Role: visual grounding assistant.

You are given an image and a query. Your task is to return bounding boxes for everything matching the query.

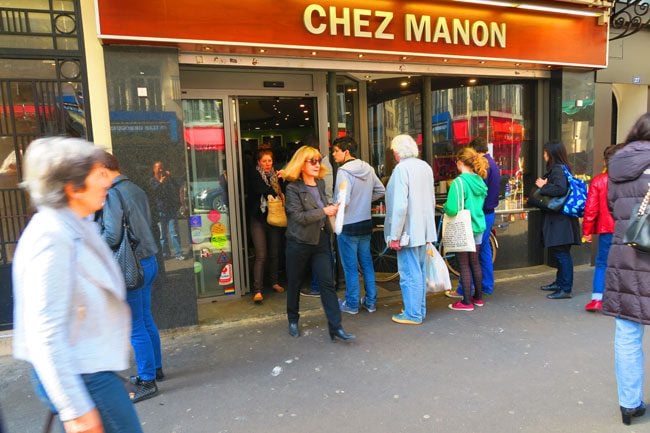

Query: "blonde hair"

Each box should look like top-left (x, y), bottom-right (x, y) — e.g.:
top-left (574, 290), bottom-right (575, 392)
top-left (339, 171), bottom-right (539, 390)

top-left (282, 145), bottom-right (328, 182)
top-left (457, 147), bottom-right (488, 179)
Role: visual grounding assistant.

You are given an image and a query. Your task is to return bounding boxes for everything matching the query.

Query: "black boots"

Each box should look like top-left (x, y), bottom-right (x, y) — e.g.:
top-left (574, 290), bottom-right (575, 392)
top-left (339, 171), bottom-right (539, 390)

top-left (621, 403), bottom-right (646, 425)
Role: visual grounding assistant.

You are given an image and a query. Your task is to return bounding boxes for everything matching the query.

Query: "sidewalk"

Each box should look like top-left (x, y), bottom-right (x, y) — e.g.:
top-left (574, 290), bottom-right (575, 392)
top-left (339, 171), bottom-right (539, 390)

top-left (3, 264), bottom-right (648, 433)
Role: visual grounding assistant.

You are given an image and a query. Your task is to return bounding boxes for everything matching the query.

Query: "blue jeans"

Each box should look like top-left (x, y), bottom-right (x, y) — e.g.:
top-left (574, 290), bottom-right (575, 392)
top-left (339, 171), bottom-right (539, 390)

top-left (127, 256), bottom-right (162, 381)
top-left (550, 245), bottom-right (573, 293)
top-left (337, 233), bottom-right (376, 309)
top-left (31, 370), bottom-right (143, 433)
top-left (396, 245), bottom-right (427, 322)
top-left (615, 318), bottom-right (646, 409)
top-left (592, 233), bottom-right (612, 300)
top-left (457, 212), bottom-right (495, 296)
top-left (158, 213), bottom-right (182, 257)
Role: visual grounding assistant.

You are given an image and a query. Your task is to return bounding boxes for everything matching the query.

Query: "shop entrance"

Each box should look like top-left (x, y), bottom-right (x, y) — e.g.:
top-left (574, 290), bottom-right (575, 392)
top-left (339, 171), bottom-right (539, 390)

top-left (181, 94), bottom-right (320, 300)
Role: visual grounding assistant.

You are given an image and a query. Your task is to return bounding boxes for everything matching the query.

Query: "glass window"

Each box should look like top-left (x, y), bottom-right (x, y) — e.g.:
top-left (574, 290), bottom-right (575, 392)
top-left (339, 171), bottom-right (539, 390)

top-left (335, 76), bottom-right (358, 140)
top-left (367, 76), bottom-right (422, 182)
top-left (431, 82), bottom-right (535, 211)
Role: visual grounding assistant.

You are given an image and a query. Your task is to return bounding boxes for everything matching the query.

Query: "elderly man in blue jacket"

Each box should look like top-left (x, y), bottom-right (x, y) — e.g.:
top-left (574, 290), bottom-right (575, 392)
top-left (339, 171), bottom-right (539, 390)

top-left (385, 134), bottom-right (437, 325)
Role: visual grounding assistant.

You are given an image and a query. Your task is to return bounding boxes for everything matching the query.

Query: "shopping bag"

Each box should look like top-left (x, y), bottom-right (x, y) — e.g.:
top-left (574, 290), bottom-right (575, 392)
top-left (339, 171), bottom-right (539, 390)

top-left (425, 242), bottom-right (451, 293)
top-left (334, 179), bottom-right (347, 234)
top-left (560, 165), bottom-right (587, 217)
top-left (441, 178), bottom-right (476, 253)
top-left (266, 194), bottom-right (287, 227)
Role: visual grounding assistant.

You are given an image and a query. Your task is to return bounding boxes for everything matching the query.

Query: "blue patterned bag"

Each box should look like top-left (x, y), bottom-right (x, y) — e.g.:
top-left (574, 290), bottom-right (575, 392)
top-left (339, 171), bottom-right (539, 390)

top-left (560, 165), bottom-right (587, 218)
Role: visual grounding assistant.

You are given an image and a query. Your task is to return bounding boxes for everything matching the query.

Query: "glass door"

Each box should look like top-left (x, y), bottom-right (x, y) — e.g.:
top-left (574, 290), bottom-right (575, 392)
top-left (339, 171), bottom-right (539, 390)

top-left (182, 98), bottom-right (242, 298)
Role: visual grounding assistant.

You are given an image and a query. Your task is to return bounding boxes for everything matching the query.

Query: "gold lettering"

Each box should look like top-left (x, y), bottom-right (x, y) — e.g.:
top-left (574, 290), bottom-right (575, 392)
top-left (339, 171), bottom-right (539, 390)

top-left (471, 21), bottom-right (489, 46)
top-left (491, 22), bottom-right (506, 48)
top-left (353, 9), bottom-right (372, 38)
top-left (405, 14), bottom-right (430, 42)
top-left (452, 18), bottom-right (470, 45)
top-left (375, 11), bottom-right (394, 40)
top-left (303, 4), bottom-right (326, 35)
top-left (433, 17), bottom-right (451, 44)
top-left (329, 6), bottom-right (351, 36)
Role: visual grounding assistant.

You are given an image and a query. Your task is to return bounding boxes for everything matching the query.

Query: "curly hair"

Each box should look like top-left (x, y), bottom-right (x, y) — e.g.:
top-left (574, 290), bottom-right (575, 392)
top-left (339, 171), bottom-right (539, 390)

top-left (457, 147), bottom-right (488, 179)
top-left (282, 145), bottom-right (328, 182)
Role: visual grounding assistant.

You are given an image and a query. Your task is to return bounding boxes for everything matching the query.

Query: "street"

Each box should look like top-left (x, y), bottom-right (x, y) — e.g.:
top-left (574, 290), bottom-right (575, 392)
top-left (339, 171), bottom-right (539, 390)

top-left (1, 265), bottom-right (648, 433)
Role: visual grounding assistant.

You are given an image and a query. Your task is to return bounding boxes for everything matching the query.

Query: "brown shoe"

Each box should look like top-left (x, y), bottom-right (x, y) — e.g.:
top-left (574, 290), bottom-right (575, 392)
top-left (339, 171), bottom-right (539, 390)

top-left (272, 284), bottom-right (285, 293)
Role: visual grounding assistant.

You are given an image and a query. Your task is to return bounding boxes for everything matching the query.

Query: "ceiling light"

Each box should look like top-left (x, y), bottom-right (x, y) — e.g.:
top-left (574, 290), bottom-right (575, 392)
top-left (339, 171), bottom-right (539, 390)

top-left (401, 56), bottom-right (408, 60)
top-left (202, 46), bottom-right (212, 51)
top-left (299, 104), bottom-right (305, 108)
top-left (255, 127), bottom-right (261, 130)
top-left (469, 78), bottom-right (477, 84)
top-left (515, 63), bottom-right (520, 66)
top-left (364, 75), bottom-right (371, 79)
top-left (400, 81), bottom-right (408, 87)
top-left (303, 110), bottom-right (309, 113)
top-left (305, 117), bottom-right (310, 121)
top-left (358, 54), bottom-right (364, 58)
top-left (479, 60), bottom-right (486, 64)
top-left (443, 59), bottom-right (448, 63)
top-left (311, 51), bottom-right (317, 56)
top-left (259, 49), bottom-right (266, 53)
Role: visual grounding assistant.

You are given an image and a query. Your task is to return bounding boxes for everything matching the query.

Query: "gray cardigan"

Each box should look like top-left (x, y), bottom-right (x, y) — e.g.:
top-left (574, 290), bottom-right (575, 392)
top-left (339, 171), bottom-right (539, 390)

top-left (13, 207), bottom-right (130, 421)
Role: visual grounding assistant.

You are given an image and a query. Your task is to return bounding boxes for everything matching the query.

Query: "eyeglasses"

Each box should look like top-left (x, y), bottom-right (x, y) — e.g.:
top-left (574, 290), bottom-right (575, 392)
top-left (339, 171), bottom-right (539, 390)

top-left (305, 158), bottom-right (322, 166)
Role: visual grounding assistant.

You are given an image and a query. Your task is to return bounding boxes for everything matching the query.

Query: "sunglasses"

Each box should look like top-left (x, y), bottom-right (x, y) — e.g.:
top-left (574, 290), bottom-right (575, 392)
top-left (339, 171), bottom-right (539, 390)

top-left (305, 158), bottom-right (322, 166)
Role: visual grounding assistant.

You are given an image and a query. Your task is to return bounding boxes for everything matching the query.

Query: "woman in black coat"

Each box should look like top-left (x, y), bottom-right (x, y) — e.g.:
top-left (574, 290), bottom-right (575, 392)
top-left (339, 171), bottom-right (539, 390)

top-left (602, 112), bottom-right (650, 425)
top-left (535, 141), bottom-right (581, 299)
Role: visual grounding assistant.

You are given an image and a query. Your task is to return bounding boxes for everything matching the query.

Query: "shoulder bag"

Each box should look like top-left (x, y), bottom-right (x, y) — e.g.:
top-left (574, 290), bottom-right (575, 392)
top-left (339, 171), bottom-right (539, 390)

top-left (266, 194), bottom-right (287, 227)
top-left (623, 182), bottom-right (650, 253)
top-left (112, 188), bottom-right (145, 290)
top-left (441, 178), bottom-right (476, 253)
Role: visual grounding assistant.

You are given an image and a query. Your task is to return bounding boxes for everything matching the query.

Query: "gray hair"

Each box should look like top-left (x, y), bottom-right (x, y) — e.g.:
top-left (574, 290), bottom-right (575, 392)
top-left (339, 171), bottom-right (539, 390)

top-left (390, 134), bottom-right (419, 159)
top-left (21, 137), bottom-right (105, 208)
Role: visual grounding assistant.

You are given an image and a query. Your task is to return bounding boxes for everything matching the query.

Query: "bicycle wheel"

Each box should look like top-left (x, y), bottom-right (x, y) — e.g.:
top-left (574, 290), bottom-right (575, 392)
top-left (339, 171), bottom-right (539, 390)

top-left (368, 226), bottom-right (399, 282)
top-left (440, 244), bottom-right (460, 277)
top-left (489, 232), bottom-right (497, 263)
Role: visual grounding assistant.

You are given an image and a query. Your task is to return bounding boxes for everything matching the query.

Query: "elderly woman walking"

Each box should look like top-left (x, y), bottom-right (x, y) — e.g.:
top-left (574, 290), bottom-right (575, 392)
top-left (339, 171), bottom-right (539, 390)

top-left (13, 137), bottom-right (143, 433)
top-left (384, 134), bottom-right (437, 325)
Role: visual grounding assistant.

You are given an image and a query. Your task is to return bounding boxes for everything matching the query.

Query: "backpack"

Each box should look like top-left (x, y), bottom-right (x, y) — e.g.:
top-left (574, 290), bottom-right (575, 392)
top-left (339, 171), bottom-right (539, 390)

top-left (560, 165), bottom-right (587, 218)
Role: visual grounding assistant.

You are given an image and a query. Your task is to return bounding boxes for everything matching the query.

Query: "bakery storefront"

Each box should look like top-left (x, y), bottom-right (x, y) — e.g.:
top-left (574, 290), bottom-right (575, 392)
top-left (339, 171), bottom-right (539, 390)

top-left (1, 0), bottom-right (609, 329)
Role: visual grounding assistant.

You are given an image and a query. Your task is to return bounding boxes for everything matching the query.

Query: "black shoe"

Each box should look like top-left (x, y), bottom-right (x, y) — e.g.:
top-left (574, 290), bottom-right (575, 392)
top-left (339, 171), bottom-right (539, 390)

top-left (129, 378), bottom-right (158, 403)
top-left (540, 283), bottom-right (560, 291)
top-left (546, 290), bottom-right (572, 299)
top-left (300, 290), bottom-right (321, 298)
top-left (621, 402), bottom-right (646, 425)
top-left (288, 322), bottom-right (300, 338)
top-left (156, 368), bottom-right (165, 382)
top-left (329, 327), bottom-right (356, 342)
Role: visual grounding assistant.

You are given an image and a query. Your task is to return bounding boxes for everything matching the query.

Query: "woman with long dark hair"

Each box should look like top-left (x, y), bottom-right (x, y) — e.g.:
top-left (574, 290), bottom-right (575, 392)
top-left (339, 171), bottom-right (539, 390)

top-left (602, 112), bottom-right (650, 425)
top-left (536, 141), bottom-right (581, 299)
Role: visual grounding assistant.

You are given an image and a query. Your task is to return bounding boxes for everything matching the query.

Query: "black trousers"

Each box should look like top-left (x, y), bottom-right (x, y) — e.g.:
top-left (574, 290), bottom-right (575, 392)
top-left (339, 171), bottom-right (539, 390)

top-left (286, 230), bottom-right (342, 332)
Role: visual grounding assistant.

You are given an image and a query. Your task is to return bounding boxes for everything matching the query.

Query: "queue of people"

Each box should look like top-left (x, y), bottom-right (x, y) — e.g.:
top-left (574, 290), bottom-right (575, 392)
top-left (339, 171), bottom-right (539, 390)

top-left (10, 112), bottom-right (650, 428)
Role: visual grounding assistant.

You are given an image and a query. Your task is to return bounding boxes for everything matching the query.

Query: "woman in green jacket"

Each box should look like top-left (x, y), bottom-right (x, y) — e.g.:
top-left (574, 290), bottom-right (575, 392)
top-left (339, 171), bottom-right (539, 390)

top-left (443, 147), bottom-right (488, 311)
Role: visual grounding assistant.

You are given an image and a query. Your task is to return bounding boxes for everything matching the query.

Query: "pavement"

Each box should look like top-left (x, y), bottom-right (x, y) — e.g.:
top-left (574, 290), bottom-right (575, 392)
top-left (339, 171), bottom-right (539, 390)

top-left (1, 264), bottom-right (650, 433)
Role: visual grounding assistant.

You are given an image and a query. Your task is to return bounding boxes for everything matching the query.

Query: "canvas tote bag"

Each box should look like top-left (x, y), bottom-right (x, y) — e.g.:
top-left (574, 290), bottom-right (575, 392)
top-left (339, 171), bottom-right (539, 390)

top-left (441, 178), bottom-right (476, 253)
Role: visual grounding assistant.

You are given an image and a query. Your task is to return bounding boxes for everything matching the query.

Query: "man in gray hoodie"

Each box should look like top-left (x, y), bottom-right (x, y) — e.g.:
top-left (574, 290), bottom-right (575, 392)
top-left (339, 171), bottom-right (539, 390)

top-left (332, 136), bottom-right (385, 314)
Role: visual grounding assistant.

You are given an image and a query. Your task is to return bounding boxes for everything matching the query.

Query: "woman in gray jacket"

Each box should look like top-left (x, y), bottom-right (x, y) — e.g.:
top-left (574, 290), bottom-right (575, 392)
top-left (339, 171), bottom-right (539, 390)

top-left (602, 112), bottom-right (650, 426)
top-left (13, 137), bottom-right (142, 433)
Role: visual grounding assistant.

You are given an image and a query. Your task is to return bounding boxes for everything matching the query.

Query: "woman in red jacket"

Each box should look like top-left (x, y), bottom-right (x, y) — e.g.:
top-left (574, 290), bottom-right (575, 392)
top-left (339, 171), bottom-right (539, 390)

top-left (581, 144), bottom-right (621, 312)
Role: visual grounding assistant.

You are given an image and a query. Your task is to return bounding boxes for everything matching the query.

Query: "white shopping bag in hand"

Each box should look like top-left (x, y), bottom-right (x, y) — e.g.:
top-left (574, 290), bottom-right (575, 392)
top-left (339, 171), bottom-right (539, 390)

top-left (334, 179), bottom-right (347, 234)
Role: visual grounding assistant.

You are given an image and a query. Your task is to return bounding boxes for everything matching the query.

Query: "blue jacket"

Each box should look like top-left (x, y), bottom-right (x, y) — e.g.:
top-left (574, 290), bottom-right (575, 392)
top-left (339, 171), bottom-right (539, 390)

top-left (484, 153), bottom-right (500, 213)
top-left (384, 157), bottom-right (437, 247)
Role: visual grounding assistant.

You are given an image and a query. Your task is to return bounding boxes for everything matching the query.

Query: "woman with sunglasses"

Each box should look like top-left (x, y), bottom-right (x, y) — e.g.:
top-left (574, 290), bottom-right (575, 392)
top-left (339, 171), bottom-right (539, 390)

top-left (282, 145), bottom-right (355, 342)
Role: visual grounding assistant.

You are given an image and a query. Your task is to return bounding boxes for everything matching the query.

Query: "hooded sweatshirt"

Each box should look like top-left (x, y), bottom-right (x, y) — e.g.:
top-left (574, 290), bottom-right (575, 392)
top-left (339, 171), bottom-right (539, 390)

top-left (443, 172), bottom-right (488, 235)
top-left (334, 158), bottom-right (385, 235)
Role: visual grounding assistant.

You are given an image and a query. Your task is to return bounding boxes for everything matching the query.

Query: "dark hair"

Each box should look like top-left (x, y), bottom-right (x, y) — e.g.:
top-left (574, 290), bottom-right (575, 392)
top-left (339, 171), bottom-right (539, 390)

top-left (624, 112), bottom-right (650, 144)
top-left (603, 143), bottom-right (623, 163)
top-left (301, 134), bottom-right (321, 149)
top-left (331, 136), bottom-right (358, 156)
top-left (102, 151), bottom-right (120, 171)
top-left (543, 141), bottom-right (572, 173)
top-left (468, 137), bottom-right (488, 153)
top-left (257, 149), bottom-right (273, 161)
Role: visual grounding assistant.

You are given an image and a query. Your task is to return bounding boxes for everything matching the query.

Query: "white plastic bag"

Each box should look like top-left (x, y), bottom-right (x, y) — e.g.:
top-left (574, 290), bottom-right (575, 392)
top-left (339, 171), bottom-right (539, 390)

top-left (425, 242), bottom-right (451, 293)
top-left (334, 179), bottom-right (347, 234)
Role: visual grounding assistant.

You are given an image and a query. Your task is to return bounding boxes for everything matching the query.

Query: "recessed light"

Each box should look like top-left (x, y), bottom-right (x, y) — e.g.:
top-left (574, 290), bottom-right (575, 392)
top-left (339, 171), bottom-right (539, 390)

top-left (515, 63), bottom-right (520, 66)
top-left (401, 56), bottom-right (408, 60)
top-left (400, 81), bottom-right (408, 87)
top-left (299, 104), bottom-right (305, 108)
top-left (202, 46), bottom-right (212, 51)
top-left (303, 110), bottom-right (308, 113)
top-left (364, 75), bottom-right (371, 79)
top-left (259, 49), bottom-right (266, 53)
top-left (305, 117), bottom-right (310, 121)
top-left (443, 59), bottom-right (448, 63)
top-left (469, 78), bottom-right (477, 84)
top-left (479, 60), bottom-right (485, 64)
top-left (311, 51), bottom-right (317, 56)
top-left (358, 54), bottom-right (364, 58)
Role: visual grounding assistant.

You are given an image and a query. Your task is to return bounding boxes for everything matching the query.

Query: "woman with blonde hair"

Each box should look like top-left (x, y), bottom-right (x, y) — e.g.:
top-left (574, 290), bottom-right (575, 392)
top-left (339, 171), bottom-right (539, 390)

top-left (444, 147), bottom-right (488, 311)
top-left (283, 145), bottom-right (354, 342)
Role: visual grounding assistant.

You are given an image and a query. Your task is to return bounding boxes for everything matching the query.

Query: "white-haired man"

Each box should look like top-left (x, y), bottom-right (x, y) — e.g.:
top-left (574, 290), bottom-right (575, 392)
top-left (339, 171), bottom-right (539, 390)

top-left (384, 134), bottom-right (437, 324)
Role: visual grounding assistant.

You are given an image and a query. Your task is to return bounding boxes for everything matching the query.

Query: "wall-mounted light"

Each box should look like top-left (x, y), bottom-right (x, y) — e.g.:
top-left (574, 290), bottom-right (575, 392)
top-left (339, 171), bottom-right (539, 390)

top-left (454, 0), bottom-right (603, 17)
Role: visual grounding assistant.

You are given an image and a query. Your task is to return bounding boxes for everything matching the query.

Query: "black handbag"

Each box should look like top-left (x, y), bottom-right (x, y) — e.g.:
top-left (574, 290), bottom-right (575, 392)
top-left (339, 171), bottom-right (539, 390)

top-left (623, 183), bottom-right (650, 253)
top-left (112, 188), bottom-right (145, 290)
top-left (528, 186), bottom-right (569, 212)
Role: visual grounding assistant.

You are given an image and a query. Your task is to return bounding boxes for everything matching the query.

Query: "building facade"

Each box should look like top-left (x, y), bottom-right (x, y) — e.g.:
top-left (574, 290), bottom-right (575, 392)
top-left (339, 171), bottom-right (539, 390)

top-left (0, 0), bottom-right (614, 330)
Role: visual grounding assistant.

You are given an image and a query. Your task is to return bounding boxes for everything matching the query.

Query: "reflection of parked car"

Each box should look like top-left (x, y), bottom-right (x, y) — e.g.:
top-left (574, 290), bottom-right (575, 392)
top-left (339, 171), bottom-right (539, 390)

top-left (194, 184), bottom-right (227, 211)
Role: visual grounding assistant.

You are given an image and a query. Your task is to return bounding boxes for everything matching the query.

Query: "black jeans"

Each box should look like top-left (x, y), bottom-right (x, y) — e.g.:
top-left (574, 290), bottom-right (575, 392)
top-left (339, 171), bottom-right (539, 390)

top-left (286, 230), bottom-right (342, 332)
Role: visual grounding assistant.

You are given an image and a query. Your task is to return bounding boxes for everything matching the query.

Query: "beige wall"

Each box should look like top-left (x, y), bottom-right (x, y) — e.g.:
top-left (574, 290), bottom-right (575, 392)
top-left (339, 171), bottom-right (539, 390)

top-left (80, 0), bottom-right (111, 150)
top-left (612, 84), bottom-right (649, 142)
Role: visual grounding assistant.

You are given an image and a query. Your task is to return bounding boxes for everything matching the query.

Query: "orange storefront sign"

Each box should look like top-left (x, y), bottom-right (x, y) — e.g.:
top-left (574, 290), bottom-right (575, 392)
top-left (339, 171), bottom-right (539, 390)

top-left (96, 0), bottom-right (608, 68)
